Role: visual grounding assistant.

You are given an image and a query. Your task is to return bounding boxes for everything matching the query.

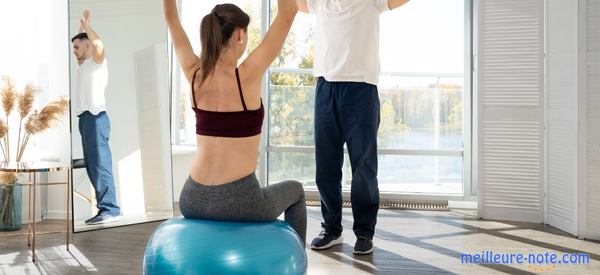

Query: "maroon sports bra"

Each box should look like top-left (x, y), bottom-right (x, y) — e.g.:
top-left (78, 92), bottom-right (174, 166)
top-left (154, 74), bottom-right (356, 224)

top-left (192, 68), bottom-right (264, 138)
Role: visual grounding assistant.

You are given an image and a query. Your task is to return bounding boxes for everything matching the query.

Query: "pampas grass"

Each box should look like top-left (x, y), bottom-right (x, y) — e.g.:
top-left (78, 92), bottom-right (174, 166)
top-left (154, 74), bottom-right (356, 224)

top-left (16, 84), bottom-right (36, 160)
top-left (18, 98), bottom-right (69, 161)
top-left (0, 120), bottom-right (7, 161)
top-left (0, 75), bottom-right (69, 164)
top-left (1, 76), bottom-right (16, 117)
top-left (23, 110), bottom-right (40, 136)
top-left (0, 76), bottom-right (16, 161)
top-left (18, 84), bottom-right (36, 119)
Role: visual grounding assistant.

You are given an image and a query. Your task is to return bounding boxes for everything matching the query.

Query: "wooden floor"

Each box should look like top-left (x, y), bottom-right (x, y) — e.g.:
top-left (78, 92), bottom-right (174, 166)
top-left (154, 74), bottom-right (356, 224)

top-left (1, 207), bottom-right (600, 274)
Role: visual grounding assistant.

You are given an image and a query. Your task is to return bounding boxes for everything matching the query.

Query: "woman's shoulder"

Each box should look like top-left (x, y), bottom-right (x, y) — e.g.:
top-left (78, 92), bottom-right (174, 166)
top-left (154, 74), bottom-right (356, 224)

top-left (236, 62), bottom-right (259, 84)
top-left (186, 63), bottom-right (202, 84)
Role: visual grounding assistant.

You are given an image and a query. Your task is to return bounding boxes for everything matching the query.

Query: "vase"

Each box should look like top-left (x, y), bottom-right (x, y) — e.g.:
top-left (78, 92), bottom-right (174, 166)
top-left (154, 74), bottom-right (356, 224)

top-left (0, 184), bottom-right (22, 231)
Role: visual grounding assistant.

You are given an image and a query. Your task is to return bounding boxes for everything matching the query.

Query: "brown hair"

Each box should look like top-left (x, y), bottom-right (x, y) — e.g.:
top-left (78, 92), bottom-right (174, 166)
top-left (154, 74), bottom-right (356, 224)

top-left (199, 4), bottom-right (250, 83)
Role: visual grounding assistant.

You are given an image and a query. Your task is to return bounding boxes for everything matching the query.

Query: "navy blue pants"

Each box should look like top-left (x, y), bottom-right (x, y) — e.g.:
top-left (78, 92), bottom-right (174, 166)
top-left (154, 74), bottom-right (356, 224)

top-left (314, 77), bottom-right (380, 239)
top-left (78, 111), bottom-right (120, 216)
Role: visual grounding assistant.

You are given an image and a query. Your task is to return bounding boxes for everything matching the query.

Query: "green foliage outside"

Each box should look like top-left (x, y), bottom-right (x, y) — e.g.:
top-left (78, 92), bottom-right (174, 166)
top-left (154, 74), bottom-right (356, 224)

top-left (178, 3), bottom-right (463, 185)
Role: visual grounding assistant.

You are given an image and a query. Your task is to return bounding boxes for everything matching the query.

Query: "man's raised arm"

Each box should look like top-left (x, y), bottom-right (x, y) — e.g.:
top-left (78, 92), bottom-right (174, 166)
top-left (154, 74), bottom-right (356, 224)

top-left (80, 9), bottom-right (105, 64)
top-left (296, 0), bottom-right (309, 13)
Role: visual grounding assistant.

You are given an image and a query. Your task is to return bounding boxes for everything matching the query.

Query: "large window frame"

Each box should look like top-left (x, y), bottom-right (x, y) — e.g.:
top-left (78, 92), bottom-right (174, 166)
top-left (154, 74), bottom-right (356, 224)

top-left (170, 0), bottom-right (475, 201)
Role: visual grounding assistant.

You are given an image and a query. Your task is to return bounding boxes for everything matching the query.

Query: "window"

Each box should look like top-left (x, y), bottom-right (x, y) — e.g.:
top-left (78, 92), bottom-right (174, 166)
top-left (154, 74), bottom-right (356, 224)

top-left (172, 0), bottom-right (471, 196)
top-left (267, 0), bottom-right (468, 195)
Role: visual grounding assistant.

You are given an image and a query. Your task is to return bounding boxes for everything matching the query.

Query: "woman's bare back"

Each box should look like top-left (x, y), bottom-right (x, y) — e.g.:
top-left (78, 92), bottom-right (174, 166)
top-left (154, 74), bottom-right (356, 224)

top-left (189, 65), bottom-right (262, 185)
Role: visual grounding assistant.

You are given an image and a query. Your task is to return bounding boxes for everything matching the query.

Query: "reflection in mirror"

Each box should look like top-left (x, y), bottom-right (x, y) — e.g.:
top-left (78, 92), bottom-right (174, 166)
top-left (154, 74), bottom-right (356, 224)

top-left (69, 0), bottom-right (173, 231)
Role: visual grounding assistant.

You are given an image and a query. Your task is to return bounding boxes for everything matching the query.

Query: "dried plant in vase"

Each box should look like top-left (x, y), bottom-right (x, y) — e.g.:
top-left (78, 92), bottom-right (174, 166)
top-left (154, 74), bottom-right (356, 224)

top-left (0, 76), bottom-right (69, 231)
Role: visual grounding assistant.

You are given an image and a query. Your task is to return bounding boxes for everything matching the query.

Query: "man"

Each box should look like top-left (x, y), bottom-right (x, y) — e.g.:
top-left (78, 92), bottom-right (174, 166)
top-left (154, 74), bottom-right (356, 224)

top-left (297, 0), bottom-right (409, 254)
top-left (72, 9), bottom-right (120, 225)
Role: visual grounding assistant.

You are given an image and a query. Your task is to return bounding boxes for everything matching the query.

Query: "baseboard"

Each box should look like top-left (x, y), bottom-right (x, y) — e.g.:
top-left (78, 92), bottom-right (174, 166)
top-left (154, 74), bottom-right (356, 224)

top-left (20, 216), bottom-right (42, 224)
top-left (16, 212), bottom-right (63, 224)
top-left (17, 210), bottom-right (61, 224)
top-left (44, 210), bottom-right (67, 220)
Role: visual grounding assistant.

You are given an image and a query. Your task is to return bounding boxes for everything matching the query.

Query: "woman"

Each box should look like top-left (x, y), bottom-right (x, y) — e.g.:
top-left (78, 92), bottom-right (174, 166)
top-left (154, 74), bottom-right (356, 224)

top-left (162, 0), bottom-right (306, 245)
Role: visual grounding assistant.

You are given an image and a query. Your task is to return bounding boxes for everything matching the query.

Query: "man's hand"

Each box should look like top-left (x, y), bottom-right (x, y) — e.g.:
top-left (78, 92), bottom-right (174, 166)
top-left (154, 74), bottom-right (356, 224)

top-left (278, 0), bottom-right (299, 18)
top-left (79, 9), bottom-right (105, 64)
top-left (296, 0), bottom-right (309, 13)
top-left (80, 9), bottom-right (92, 31)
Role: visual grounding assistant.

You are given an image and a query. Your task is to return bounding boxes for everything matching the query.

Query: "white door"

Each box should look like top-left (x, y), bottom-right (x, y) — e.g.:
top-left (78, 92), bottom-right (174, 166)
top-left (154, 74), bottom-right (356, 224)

top-left (476, 0), bottom-right (545, 222)
top-left (546, 0), bottom-right (579, 236)
top-left (584, 0), bottom-right (600, 240)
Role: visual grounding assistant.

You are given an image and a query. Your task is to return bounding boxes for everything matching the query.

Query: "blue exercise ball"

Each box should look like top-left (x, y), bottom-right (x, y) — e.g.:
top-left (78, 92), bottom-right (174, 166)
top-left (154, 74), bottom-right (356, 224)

top-left (143, 216), bottom-right (307, 275)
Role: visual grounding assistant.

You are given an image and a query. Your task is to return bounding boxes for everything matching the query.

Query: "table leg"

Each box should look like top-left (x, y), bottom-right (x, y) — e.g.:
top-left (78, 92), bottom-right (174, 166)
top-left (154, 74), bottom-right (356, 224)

top-left (27, 172), bottom-right (31, 247)
top-left (66, 168), bottom-right (70, 251)
top-left (32, 172), bottom-right (36, 262)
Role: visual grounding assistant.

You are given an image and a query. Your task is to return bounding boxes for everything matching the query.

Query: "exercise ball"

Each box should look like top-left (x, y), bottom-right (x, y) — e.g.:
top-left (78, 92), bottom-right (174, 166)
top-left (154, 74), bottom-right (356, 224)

top-left (143, 216), bottom-right (307, 275)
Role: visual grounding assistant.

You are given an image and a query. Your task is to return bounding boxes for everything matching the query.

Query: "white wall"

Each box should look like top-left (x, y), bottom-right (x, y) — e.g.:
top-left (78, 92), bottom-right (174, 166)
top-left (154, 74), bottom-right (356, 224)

top-left (0, 0), bottom-right (70, 222)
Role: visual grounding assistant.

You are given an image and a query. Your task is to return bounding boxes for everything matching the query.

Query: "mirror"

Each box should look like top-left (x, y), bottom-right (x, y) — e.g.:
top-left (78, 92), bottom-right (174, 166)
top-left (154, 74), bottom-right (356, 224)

top-left (69, 0), bottom-right (173, 231)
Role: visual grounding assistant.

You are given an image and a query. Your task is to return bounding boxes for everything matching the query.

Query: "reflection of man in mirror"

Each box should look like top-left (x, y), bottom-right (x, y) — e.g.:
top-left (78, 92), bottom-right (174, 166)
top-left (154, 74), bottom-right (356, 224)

top-left (71, 9), bottom-right (121, 225)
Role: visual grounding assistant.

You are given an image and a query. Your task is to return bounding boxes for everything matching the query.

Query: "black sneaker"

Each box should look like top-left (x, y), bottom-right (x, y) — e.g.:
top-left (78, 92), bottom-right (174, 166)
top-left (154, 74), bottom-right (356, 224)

top-left (85, 212), bottom-right (122, 225)
top-left (310, 230), bottom-right (343, 250)
top-left (84, 212), bottom-right (101, 225)
top-left (353, 237), bottom-right (374, 255)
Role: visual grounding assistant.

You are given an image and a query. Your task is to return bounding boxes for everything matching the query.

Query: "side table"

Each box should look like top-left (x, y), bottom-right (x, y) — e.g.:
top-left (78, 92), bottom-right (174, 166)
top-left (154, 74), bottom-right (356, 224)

top-left (0, 161), bottom-right (71, 262)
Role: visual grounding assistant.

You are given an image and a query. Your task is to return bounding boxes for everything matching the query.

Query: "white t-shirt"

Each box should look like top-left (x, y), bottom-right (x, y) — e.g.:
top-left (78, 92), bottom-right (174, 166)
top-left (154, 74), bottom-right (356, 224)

top-left (307, 0), bottom-right (390, 86)
top-left (76, 58), bottom-right (108, 116)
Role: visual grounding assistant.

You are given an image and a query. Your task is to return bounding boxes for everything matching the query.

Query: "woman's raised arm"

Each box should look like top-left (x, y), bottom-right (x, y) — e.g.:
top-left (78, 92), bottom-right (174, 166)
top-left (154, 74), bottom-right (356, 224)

top-left (163, 0), bottom-right (200, 82)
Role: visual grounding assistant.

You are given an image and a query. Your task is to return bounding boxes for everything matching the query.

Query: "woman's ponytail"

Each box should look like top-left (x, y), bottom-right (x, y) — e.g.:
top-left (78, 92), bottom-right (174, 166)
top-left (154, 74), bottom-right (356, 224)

top-left (199, 12), bottom-right (223, 83)
top-left (198, 4), bottom-right (250, 84)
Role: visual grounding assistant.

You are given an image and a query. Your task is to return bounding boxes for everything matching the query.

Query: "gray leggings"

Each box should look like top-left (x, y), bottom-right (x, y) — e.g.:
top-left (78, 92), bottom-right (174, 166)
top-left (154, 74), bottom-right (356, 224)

top-left (179, 173), bottom-right (306, 246)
